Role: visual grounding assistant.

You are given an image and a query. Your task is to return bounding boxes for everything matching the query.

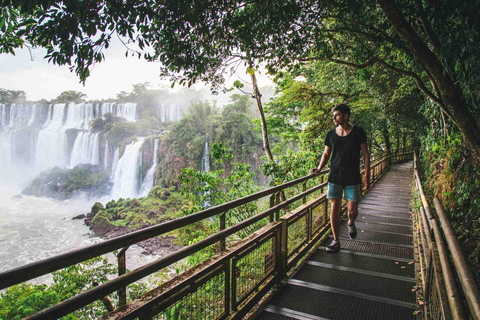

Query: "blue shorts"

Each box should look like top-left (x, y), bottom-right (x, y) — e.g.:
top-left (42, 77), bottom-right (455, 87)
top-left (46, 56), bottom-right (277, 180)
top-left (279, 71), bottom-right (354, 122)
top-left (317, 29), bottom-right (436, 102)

top-left (327, 182), bottom-right (361, 203)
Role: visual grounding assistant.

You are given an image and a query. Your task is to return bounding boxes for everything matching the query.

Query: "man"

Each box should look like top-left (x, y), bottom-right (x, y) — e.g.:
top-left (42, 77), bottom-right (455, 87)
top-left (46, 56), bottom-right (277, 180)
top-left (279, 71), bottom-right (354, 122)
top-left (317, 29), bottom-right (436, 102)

top-left (310, 104), bottom-right (370, 252)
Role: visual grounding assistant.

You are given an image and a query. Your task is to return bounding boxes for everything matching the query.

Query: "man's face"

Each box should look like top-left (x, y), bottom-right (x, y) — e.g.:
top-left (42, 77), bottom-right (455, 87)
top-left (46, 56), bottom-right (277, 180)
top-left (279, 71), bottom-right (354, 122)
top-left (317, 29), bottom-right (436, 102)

top-left (333, 110), bottom-right (347, 125)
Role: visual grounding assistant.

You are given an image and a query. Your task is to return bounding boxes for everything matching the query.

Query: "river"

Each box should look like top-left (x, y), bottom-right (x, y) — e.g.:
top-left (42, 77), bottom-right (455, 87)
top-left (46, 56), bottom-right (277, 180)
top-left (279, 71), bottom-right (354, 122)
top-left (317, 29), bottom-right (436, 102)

top-left (0, 185), bottom-right (157, 285)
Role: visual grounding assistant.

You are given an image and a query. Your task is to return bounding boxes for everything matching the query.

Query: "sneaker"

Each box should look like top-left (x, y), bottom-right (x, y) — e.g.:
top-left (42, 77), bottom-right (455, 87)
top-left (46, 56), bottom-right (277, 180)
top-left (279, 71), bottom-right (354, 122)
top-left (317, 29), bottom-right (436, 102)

top-left (326, 240), bottom-right (340, 252)
top-left (348, 223), bottom-right (357, 239)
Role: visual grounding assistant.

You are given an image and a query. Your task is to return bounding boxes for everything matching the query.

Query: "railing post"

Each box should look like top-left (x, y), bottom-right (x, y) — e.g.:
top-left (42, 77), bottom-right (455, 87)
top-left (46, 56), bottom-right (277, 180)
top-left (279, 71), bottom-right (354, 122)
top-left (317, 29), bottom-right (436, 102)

top-left (225, 259), bottom-right (231, 317)
top-left (275, 192), bottom-right (281, 221)
top-left (424, 248), bottom-right (434, 305)
top-left (220, 212), bottom-right (226, 252)
top-left (278, 218), bottom-right (288, 281)
top-left (307, 207), bottom-right (312, 242)
top-left (117, 246), bottom-right (129, 308)
top-left (302, 182), bottom-right (307, 204)
top-left (324, 198), bottom-right (329, 225)
top-left (320, 175), bottom-right (325, 194)
top-left (269, 195), bottom-right (275, 222)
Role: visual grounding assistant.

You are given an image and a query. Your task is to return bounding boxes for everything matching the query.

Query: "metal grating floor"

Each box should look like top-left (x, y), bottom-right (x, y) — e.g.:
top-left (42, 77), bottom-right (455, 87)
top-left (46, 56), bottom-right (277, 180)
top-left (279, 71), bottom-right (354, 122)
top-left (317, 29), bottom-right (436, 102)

top-left (255, 162), bottom-right (419, 320)
top-left (256, 284), bottom-right (416, 320)
top-left (310, 249), bottom-right (415, 278)
top-left (341, 219), bottom-right (413, 234)
top-left (356, 214), bottom-right (412, 226)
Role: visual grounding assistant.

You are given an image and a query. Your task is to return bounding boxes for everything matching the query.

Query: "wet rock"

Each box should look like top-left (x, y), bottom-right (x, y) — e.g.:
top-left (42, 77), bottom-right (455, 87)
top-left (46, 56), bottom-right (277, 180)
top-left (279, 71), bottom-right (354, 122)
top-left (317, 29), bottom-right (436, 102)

top-left (90, 210), bottom-right (114, 235)
top-left (137, 235), bottom-right (182, 255)
top-left (72, 214), bottom-right (86, 220)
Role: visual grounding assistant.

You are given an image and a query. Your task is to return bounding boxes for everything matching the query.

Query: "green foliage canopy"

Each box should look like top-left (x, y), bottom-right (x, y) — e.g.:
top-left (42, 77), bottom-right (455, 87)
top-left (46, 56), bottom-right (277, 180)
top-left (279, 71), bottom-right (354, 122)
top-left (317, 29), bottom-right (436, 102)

top-left (3, 0), bottom-right (479, 158)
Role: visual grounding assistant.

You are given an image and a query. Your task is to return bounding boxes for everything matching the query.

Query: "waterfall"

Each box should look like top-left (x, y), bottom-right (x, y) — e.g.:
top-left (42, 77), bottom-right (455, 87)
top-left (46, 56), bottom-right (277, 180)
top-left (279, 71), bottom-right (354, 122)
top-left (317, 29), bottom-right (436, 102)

top-left (101, 102), bottom-right (137, 122)
top-left (0, 132), bottom-right (12, 178)
top-left (103, 139), bottom-right (109, 169)
top-left (110, 148), bottom-right (119, 180)
top-left (111, 138), bottom-right (146, 199)
top-left (117, 103), bottom-right (137, 121)
top-left (139, 139), bottom-right (159, 197)
top-left (201, 142), bottom-right (210, 173)
top-left (0, 101), bottom-right (141, 188)
top-left (70, 132), bottom-right (101, 167)
top-left (64, 103), bottom-right (93, 129)
top-left (156, 104), bottom-right (182, 122)
top-left (27, 104), bottom-right (37, 126)
top-left (0, 103), bottom-right (7, 128)
top-left (35, 104), bottom-right (69, 172)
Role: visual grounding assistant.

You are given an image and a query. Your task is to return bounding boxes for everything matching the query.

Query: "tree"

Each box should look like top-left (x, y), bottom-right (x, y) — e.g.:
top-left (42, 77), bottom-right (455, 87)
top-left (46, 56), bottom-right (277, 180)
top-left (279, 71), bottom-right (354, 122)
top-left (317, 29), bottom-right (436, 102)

top-left (53, 90), bottom-right (86, 103)
top-left (0, 88), bottom-right (26, 103)
top-left (2, 0), bottom-right (480, 159)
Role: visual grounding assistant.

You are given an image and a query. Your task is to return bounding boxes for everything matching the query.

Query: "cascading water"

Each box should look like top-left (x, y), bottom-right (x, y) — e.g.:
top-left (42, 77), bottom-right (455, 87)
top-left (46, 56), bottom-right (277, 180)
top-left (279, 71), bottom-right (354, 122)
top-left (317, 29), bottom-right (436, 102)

top-left (139, 139), bottom-right (159, 197)
top-left (111, 138), bottom-right (146, 199)
top-left (103, 140), bottom-right (109, 169)
top-left (201, 142), bottom-right (211, 208)
top-left (0, 102), bottom-right (138, 186)
top-left (70, 132), bottom-right (101, 167)
top-left (110, 148), bottom-right (119, 180)
top-left (201, 142), bottom-right (210, 173)
top-left (156, 104), bottom-right (182, 122)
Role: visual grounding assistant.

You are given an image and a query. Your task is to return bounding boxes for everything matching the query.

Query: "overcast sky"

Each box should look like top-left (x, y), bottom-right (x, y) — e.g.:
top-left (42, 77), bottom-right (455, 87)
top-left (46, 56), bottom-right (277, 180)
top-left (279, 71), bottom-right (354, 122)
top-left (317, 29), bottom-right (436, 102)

top-left (0, 37), bottom-right (274, 103)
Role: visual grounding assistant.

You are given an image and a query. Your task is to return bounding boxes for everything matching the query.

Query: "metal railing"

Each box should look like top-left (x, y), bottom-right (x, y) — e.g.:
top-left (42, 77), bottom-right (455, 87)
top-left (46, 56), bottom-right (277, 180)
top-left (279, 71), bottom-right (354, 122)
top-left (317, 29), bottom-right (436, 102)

top-left (0, 151), bottom-right (412, 319)
top-left (413, 152), bottom-right (480, 320)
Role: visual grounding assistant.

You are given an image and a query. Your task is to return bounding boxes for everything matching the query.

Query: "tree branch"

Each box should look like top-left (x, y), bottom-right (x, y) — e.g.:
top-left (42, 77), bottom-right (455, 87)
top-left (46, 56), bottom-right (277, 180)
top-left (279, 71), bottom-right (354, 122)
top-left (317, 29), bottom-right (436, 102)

top-left (297, 56), bottom-right (377, 69)
top-left (415, 0), bottom-right (442, 53)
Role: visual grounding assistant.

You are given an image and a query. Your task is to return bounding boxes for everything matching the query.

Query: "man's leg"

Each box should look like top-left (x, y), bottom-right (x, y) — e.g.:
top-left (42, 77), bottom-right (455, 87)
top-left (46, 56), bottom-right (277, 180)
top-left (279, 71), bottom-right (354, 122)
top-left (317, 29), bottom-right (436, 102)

top-left (347, 200), bottom-right (359, 226)
top-left (330, 198), bottom-right (342, 241)
top-left (326, 182), bottom-right (343, 252)
top-left (345, 185), bottom-right (361, 239)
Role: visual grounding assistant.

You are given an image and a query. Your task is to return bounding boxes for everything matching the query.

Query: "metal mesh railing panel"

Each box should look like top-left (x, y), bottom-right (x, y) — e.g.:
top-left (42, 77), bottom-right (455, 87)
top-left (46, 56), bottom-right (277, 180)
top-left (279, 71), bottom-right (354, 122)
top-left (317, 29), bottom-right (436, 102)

top-left (428, 277), bottom-right (442, 320)
top-left (287, 215), bottom-right (308, 259)
top-left (311, 201), bottom-right (327, 236)
top-left (152, 271), bottom-right (226, 320)
top-left (233, 236), bottom-right (275, 305)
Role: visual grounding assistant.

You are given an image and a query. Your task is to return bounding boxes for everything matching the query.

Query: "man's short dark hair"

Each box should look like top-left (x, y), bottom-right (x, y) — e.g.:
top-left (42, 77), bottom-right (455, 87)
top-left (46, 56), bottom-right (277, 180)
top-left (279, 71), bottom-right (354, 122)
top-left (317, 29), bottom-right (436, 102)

top-left (332, 104), bottom-right (350, 116)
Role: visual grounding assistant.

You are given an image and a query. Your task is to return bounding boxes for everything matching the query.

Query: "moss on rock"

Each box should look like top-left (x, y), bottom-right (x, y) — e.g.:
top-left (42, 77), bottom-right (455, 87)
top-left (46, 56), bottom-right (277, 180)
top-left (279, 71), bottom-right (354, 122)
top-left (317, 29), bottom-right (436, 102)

top-left (91, 210), bottom-right (114, 235)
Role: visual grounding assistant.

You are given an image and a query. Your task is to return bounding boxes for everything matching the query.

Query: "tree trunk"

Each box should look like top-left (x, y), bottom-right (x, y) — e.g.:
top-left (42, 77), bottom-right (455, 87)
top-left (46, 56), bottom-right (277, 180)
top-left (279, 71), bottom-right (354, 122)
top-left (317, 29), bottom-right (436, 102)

top-left (395, 126), bottom-right (400, 154)
top-left (250, 70), bottom-right (274, 161)
top-left (382, 127), bottom-right (391, 154)
top-left (378, 0), bottom-right (480, 161)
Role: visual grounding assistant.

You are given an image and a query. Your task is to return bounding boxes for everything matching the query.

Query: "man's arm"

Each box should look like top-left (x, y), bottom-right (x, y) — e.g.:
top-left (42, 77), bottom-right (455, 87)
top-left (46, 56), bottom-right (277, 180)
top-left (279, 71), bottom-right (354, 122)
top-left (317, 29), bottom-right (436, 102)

top-left (361, 142), bottom-right (370, 189)
top-left (310, 146), bottom-right (331, 175)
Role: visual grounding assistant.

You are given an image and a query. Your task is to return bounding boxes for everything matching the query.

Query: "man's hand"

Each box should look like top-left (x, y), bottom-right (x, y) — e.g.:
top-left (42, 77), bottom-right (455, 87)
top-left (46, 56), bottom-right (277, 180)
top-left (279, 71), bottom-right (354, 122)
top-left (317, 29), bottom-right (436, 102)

top-left (310, 168), bottom-right (321, 175)
top-left (363, 178), bottom-right (370, 190)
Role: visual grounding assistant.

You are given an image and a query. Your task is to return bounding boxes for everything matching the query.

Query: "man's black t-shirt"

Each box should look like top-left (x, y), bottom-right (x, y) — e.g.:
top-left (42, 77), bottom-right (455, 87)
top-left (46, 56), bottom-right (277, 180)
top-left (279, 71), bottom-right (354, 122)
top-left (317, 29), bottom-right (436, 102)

top-left (325, 126), bottom-right (367, 186)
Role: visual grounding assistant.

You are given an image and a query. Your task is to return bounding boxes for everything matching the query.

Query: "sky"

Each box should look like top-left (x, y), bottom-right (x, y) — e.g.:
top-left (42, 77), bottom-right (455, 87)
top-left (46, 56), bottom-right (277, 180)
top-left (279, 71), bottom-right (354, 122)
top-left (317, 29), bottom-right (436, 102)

top-left (0, 37), bottom-right (275, 103)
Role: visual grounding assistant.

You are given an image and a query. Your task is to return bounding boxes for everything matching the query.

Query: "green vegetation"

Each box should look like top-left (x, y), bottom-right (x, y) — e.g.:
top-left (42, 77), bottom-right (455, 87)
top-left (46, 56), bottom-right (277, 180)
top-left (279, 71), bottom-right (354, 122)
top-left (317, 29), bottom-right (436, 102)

top-left (21, 164), bottom-right (109, 200)
top-left (53, 90), bottom-right (87, 103)
top-left (420, 129), bottom-right (480, 277)
top-left (87, 189), bottom-right (188, 233)
top-left (0, 88), bottom-right (26, 104)
top-left (0, 257), bottom-right (147, 320)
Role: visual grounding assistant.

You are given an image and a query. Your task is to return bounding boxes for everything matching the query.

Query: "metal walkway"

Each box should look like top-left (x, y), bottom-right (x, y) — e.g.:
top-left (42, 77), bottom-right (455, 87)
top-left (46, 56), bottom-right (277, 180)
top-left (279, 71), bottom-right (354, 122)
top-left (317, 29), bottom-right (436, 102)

top-left (255, 162), bottom-right (419, 320)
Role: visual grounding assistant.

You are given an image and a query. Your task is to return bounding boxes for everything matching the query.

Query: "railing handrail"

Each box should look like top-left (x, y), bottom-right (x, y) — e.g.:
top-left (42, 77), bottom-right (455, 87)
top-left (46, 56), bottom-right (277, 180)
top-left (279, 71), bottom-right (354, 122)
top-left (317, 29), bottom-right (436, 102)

top-left (433, 198), bottom-right (480, 320)
top-left (413, 151), bottom-right (480, 320)
top-left (2, 149), bottom-right (411, 289)
top-left (1, 150), bottom-right (411, 319)
top-left (0, 168), bottom-right (327, 290)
